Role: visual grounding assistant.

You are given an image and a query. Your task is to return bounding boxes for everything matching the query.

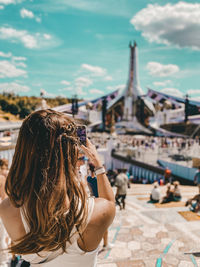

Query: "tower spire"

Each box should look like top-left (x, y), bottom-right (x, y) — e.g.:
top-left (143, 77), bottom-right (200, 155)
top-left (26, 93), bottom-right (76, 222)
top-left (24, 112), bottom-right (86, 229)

top-left (126, 40), bottom-right (143, 98)
top-left (123, 41), bottom-right (144, 120)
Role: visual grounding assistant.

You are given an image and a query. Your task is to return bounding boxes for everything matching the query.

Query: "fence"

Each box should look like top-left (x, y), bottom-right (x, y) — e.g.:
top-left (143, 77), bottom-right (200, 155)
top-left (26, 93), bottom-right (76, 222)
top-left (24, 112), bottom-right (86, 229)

top-left (158, 159), bottom-right (197, 183)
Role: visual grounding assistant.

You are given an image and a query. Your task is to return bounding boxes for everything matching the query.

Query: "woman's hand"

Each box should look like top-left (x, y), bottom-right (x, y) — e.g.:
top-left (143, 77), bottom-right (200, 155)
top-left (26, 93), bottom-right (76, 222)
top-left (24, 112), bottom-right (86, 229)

top-left (81, 138), bottom-right (102, 169)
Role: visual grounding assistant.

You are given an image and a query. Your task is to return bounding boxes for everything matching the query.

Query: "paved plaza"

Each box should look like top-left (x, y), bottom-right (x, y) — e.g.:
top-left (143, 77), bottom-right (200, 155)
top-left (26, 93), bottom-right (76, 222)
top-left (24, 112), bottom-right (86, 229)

top-left (98, 184), bottom-right (200, 267)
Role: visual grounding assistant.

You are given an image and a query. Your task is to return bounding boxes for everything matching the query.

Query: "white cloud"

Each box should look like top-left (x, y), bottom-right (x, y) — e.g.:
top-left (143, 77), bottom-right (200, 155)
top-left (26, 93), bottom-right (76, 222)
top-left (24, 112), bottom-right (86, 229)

top-left (153, 80), bottom-right (172, 87)
top-left (75, 77), bottom-right (93, 87)
top-left (76, 87), bottom-right (86, 96)
top-left (81, 63), bottom-right (106, 77)
top-left (0, 82), bottom-right (30, 93)
top-left (74, 77), bottom-right (93, 96)
top-left (131, 2), bottom-right (200, 50)
top-left (160, 88), bottom-right (183, 97)
top-left (21, 34), bottom-right (37, 49)
top-left (61, 80), bottom-right (71, 86)
top-left (0, 60), bottom-right (26, 78)
top-left (89, 88), bottom-right (103, 95)
top-left (0, 27), bottom-right (54, 49)
top-left (43, 34), bottom-right (51, 40)
top-left (0, 5), bottom-right (4, 9)
top-left (80, 63), bottom-right (113, 82)
top-left (0, 51), bottom-right (12, 58)
top-left (20, 8), bottom-right (41, 23)
top-left (0, 0), bottom-right (12, 3)
top-left (107, 84), bottom-right (125, 92)
top-left (36, 17), bottom-right (41, 23)
top-left (0, 53), bottom-right (27, 68)
top-left (13, 56), bottom-right (26, 61)
top-left (0, 27), bottom-right (37, 48)
top-left (187, 89), bottom-right (200, 95)
top-left (105, 75), bottom-right (113, 81)
top-left (14, 61), bottom-right (26, 68)
top-left (147, 62), bottom-right (179, 77)
top-left (20, 8), bottom-right (34, 19)
top-left (0, 0), bottom-right (21, 4)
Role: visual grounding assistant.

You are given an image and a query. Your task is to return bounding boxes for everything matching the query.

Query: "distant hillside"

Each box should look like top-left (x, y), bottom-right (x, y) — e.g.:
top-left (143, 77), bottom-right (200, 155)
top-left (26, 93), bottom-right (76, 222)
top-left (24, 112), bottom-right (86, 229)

top-left (0, 110), bottom-right (21, 121)
top-left (0, 93), bottom-right (70, 120)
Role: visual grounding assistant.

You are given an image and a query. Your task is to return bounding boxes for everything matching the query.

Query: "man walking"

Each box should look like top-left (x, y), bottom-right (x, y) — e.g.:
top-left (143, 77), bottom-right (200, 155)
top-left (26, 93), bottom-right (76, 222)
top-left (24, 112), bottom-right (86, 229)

top-left (115, 169), bottom-right (129, 210)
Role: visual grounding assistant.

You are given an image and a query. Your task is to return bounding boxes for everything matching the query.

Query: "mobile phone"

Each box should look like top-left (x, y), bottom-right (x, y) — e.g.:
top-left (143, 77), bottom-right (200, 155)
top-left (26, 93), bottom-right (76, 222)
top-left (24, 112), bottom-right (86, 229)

top-left (76, 125), bottom-right (87, 146)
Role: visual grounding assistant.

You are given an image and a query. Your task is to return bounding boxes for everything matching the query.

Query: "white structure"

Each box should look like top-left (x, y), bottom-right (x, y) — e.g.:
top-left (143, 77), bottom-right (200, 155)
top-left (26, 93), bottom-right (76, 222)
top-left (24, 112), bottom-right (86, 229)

top-left (152, 107), bottom-right (185, 127)
top-left (53, 41), bottom-right (155, 133)
top-left (107, 41), bottom-right (155, 134)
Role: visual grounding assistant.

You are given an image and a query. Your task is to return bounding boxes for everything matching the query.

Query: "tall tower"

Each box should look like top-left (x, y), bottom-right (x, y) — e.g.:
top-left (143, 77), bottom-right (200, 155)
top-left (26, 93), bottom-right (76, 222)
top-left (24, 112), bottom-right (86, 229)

top-left (124, 41), bottom-right (143, 120)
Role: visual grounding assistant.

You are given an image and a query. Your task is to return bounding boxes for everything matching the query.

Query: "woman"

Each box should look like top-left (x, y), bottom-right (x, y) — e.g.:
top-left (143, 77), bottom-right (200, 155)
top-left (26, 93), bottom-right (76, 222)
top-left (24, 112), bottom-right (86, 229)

top-left (172, 181), bottom-right (182, 202)
top-left (0, 109), bottom-right (115, 267)
top-left (161, 183), bottom-right (173, 204)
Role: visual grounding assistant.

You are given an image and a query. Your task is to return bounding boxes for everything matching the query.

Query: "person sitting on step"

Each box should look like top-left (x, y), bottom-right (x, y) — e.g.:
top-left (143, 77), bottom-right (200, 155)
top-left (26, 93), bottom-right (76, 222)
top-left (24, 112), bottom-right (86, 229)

top-left (161, 183), bottom-right (174, 203)
top-left (186, 194), bottom-right (200, 213)
top-left (172, 181), bottom-right (182, 202)
top-left (150, 182), bottom-right (160, 203)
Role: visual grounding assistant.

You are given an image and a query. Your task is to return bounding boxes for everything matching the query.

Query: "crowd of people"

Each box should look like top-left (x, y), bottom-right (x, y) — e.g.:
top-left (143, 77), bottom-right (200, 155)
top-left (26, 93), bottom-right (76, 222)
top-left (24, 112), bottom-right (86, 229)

top-left (88, 132), bottom-right (200, 153)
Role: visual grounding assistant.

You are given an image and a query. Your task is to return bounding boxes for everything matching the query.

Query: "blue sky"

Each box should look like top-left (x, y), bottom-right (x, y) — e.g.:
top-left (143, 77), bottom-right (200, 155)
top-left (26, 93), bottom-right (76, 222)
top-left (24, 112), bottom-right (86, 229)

top-left (0, 0), bottom-right (200, 100)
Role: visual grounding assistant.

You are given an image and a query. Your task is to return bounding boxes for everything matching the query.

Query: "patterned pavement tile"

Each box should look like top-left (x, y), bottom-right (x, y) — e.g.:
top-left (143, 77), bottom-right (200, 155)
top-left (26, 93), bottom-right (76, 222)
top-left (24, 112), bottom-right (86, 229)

top-left (178, 261), bottom-right (195, 267)
top-left (117, 233), bottom-right (134, 242)
top-left (97, 184), bottom-right (200, 266)
top-left (127, 241), bottom-right (141, 251)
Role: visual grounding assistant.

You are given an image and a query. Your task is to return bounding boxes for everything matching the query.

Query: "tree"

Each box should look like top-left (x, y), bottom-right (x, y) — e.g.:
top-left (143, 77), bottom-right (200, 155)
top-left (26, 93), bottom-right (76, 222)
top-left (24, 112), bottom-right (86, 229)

top-left (0, 99), bottom-right (9, 111)
top-left (8, 103), bottom-right (20, 115)
top-left (19, 106), bottom-right (32, 118)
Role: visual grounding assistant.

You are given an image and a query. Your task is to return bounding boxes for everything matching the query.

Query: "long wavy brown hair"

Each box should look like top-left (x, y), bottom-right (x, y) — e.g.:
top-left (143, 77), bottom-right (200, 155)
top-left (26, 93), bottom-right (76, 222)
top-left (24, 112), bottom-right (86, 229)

top-left (5, 109), bottom-right (88, 255)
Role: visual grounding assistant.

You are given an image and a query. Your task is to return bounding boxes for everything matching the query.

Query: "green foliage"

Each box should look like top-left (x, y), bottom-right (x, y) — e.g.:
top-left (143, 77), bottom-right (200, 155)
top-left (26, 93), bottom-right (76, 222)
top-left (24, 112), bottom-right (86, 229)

top-left (0, 93), bottom-right (70, 119)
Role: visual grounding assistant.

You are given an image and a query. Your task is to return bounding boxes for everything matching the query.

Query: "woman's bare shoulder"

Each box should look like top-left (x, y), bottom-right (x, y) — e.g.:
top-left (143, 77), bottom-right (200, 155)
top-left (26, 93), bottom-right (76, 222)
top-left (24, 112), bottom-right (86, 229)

top-left (90, 198), bottom-right (115, 228)
top-left (0, 198), bottom-right (16, 218)
top-left (0, 197), bottom-right (9, 213)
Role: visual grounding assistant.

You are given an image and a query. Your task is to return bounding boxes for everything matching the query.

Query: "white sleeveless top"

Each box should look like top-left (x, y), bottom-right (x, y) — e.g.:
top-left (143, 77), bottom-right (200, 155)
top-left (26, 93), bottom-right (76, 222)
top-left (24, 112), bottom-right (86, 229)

top-left (0, 219), bottom-right (10, 266)
top-left (0, 198), bottom-right (10, 266)
top-left (20, 197), bottom-right (98, 267)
